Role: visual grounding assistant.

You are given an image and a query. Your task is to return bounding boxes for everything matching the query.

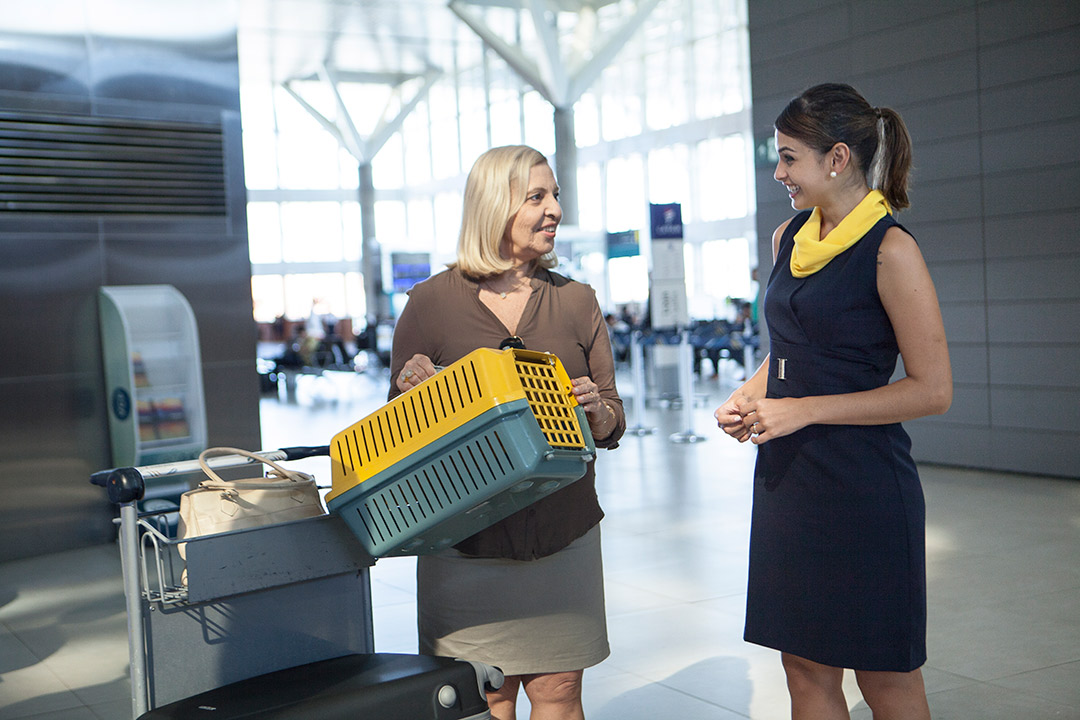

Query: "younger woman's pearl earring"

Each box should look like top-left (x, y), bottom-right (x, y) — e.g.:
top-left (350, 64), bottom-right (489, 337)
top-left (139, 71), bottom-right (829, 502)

top-left (829, 171), bottom-right (837, 178)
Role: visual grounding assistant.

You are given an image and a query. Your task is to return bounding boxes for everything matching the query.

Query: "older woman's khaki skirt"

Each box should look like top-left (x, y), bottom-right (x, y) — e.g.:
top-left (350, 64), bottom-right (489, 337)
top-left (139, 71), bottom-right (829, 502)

top-left (416, 524), bottom-right (608, 676)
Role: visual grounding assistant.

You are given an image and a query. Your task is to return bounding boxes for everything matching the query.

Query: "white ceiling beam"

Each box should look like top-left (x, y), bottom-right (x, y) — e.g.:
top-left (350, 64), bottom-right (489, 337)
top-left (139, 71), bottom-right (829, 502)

top-left (526, 0), bottom-right (570, 106)
top-left (448, 0), bottom-right (556, 106)
top-left (285, 64), bottom-right (443, 163)
top-left (318, 62), bottom-right (368, 161)
top-left (567, 0), bottom-right (661, 103)
top-left (367, 67), bottom-right (443, 158)
top-left (449, 0), bottom-right (660, 109)
top-left (281, 81), bottom-right (364, 160)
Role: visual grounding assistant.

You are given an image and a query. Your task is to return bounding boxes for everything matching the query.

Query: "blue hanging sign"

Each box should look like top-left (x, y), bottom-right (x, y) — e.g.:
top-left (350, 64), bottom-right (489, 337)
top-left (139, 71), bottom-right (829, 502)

top-left (649, 202), bottom-right (683, 239)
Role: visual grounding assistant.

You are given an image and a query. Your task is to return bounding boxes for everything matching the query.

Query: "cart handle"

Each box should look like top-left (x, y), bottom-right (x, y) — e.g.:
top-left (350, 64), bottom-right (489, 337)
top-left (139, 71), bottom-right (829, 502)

top-left (89, 467), bottom-right (145, 504)
top-left (89, 446), bottom-right (330, 504)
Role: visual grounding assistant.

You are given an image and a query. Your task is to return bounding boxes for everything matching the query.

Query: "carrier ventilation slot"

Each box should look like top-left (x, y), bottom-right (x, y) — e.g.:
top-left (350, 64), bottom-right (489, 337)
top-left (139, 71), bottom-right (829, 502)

top-left (352, 429), bottom-right (514, 546)
top-left (513, 357), bottom-right (587, 449)
top-left (0, 111), bottom-right (226, 216)
top-left (334, 358), bottom-right (486, 476)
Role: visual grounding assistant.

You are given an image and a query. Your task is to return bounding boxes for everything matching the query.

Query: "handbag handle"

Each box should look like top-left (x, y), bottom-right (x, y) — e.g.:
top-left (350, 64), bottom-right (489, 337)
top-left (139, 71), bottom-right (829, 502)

top-left (197, 447), bottom-right (314, 488)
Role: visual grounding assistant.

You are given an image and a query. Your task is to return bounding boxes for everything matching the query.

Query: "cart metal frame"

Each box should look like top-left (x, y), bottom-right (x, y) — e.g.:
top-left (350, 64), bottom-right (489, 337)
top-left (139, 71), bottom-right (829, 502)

top-left (94, 448), bottom-right (376, 719)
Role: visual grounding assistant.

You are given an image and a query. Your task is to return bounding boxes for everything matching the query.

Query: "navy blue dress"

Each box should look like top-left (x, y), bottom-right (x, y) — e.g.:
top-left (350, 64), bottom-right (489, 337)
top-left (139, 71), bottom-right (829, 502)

top-left (744, 210), bottom-right (927, 672)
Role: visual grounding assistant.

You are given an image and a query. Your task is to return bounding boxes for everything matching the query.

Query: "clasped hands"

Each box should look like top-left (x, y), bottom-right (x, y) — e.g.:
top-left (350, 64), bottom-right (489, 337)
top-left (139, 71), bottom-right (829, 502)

top-left (714, 395), bottom-right (803, 445)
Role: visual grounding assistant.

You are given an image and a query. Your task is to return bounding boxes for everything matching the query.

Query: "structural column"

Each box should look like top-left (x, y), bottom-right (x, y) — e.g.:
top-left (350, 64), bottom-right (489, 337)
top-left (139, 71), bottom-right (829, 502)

top-left (553, 105), bottom-right (578, 226)
top-left (358, 162), bottom-right (388, 324)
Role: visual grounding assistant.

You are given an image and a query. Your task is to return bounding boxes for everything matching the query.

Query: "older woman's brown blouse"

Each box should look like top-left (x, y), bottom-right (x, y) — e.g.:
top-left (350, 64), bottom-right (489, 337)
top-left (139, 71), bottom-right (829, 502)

top-left (388, 266), bottom-right (625, 560)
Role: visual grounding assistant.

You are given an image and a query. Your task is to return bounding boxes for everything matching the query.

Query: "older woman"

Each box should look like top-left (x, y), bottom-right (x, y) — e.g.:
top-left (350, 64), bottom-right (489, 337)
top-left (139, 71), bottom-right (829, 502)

top-left (389, 145), bottom-right (625, 720)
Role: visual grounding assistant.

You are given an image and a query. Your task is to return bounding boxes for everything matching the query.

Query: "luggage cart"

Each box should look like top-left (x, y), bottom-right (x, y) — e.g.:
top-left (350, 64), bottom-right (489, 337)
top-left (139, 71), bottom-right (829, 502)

top-left (92, 447), bottom-right (502, 719)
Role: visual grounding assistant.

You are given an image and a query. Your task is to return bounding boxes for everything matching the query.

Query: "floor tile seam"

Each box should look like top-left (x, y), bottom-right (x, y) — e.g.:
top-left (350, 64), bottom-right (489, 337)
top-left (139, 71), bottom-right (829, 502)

top-left (981, 655), bottom-right (1080, 686)
top-left (651, 675), bottom-right (753, 717)
top-left (960, 584), bottom-right (1080, 618)
top-left (0, 622), bottom-right (46, 662)
top-left (688, 594), bottom-right (748, 614)
top-left (989, 656), bottom-right (1080, 678)
top-left (586, 665), bottom-right (753, 717)
top-left (598, 537), bottom-right (751, 560)
top-left (603, 593), bottom-right (746, 620)
top-left (603, 574), bottom-right (748, 600)
top-left (0, 658), bottom-right (85, 708)
top-left (369, 579), bottom-right (418, 595)
top-left (929, 676), bottom-right (1080, 712)
top-left (0, 692), bottom-right (88, 720)
top-left (71, 680), bottom-right (132, 709)
top-left (601, 569), bottom-right (748, 590)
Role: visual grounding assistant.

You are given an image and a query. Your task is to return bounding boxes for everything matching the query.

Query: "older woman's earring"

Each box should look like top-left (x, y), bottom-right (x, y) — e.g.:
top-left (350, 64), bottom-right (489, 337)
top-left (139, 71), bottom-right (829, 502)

top-left (829, 171), bottom-right (837, 178)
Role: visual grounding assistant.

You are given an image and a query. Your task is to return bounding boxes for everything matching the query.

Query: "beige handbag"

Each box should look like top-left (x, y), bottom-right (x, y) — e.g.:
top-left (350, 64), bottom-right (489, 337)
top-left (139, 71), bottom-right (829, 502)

top-left (177, 447), bottom-right (325, 552)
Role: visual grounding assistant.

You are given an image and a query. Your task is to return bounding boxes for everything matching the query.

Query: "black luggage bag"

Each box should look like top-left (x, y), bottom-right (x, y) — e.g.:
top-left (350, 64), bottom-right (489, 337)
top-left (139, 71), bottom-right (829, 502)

top-left (138, 652), bottom-right (499, 719)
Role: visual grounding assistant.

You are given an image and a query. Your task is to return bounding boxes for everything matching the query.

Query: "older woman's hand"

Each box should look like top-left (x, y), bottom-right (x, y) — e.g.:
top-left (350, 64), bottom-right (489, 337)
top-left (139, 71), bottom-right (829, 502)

top-left (571, 376), bottom-right (616, 437)
top-left (396, 353), bottom-right (439, 392)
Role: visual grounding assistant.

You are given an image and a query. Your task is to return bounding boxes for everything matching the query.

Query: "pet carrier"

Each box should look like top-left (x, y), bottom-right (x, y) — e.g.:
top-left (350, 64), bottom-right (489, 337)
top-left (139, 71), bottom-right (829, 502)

top-left (326, 348), bottom-right (596, 557)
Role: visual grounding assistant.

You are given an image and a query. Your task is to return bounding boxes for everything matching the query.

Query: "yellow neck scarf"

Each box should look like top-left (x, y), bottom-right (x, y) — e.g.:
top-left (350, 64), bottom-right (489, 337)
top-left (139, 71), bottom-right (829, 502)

top-left (790, 190), bottom-right (891, 278)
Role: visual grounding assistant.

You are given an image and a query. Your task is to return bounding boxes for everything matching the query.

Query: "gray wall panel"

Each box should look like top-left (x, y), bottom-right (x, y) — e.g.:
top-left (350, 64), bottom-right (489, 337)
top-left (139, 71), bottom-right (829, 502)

top-left (750, 45), bottom-right (852, 107)
top-left (990, 387), bottom-right (1080, 432)
top-left (947, 342), bottom-right (991, 386)
top-left (748, 0), bottom-right (846, 28)
top-left (0, 33), bottom-right (90, 96)
top-left (980, 75), bottom-right (1080, 131)
top-left (747, 6), bottom-right (850, 63)
top-left (88, 34), bottom-right (241, 111)
top-left (988, 428), bottom-right (1077, 478)
top-left (983, 165), bottom-right (1080, 216)
top-left (851, 11), bottom-right (978, 74)
top-left (0, 373), bottom-right (114, 562)
top-left (0, 237), bottom-right (104, 379)
top-left (750, 0), bottom-right (1080, 477)
top-left (977, 0), bottom-right (1080, 42)
top-left (989, 345), bottom-right (1080, 388)
top-left (940, 303), bottom-right (987, 344)
top-left (904, 219), bottom-right (985, 263)
top-left (202, 362), bottom-right (263, 452)
top-left (984, 211), bottom-right (1078, 258)
top-left (856, 55), bottom-right (979, 107)
top-left (930, 261), bottom-right (986, 303)
top-left (901, 95), bottom-right (981, 144)
top-left (988, 301), bottom-right (1080, 344)
top-left (981, 118), bottom-right (1080, 174)
top-left (977, 25), bottom-right (1080, 88)
top-left (906, 422), bottom-right (991, 468)
top-left (985, 256), bottom-right (1080, 301)
top-left (913, 137), bottom-right (981, 183)
top-left (905, 177), bottom-right (984, 223)
top-left (938, 384), bottom-right (991, 427)
top-left (848, 0), bottom-right (976, 34)
top-left (0, 26), bottom-right (256, 560)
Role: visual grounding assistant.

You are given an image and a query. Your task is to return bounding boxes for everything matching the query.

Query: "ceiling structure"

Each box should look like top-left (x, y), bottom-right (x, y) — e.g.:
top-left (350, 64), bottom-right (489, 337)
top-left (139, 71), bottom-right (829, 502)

top-left (234, 0), bottom-right (637, 87)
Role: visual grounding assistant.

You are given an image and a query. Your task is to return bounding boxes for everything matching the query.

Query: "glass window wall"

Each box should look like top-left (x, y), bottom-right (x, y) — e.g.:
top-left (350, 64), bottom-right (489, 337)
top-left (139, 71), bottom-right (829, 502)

top-left (241, 0), bottom-right (754, 345)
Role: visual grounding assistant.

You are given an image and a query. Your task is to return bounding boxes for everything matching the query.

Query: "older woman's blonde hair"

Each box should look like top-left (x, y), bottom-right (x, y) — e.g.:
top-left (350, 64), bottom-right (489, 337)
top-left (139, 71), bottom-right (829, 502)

top-left (453, 145), bottom-right (559, 278)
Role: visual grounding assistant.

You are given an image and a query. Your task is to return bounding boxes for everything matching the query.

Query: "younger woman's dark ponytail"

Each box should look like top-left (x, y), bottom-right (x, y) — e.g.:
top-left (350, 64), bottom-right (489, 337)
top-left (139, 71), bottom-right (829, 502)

top-left (876, 107), bottom-right (912, 210)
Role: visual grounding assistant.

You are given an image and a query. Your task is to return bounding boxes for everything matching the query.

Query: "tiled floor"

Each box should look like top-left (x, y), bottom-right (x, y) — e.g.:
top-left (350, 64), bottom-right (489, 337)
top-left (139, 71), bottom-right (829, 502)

top-left (2, 367), bottom-right (1079, 719)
